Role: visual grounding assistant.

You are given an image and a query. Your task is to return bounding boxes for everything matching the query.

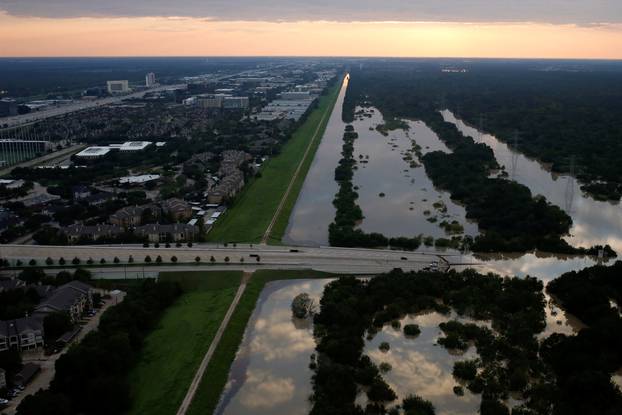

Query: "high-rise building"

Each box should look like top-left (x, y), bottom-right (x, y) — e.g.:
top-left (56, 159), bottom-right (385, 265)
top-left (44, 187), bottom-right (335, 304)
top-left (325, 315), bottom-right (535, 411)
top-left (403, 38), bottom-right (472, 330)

top-left (107, 80), bottom-right (129, 94)
top-left (146, 72), bottom-right (156, 87)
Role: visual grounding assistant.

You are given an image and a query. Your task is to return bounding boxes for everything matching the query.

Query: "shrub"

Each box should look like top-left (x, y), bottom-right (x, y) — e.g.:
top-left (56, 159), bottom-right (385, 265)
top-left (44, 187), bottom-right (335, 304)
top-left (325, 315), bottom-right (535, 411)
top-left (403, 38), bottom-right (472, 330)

top-left (453, 360), bottom-right (478, 381)
top-left (59, 257), bottom-right (66, 265)
top-left (224, 256), bottom-right (230, 263)
top-left (29, 259), bottom-right (37, 266)
top-left (402, 394), bottom-right (435, 415)
top-left (176, 242), bottom-right (182, 248)
top-left (195, 256), bottom-right (201, 263)
top-left (210, 256), bottom-right (216, 263)
top-left (143, 242), bottom-right (149, 247)
top-left (155, 255), bottom-right (162, 264)
top-left (113, 257), bottom-right (120, 264)
top-left (46, 257), bottom-right (54, 265)
top-left (128, 255), bottom-right (134, 263)
top-left (87, 258), bottom-right (94, 265)
top-left (188, 242), bottom-right (193, 247)
top-left (171, 256), bottom-right (178, 263)
top-left (403, 324), bottom-right (421, 337)
top-left (165, 243), bottom-right (171, 248)
top-left (145, 255), bottom-right (152, 263)
top-left (72, 257), bottom-right (81, 265)
top-left (100, 258), bottom-right (106, 264)
top-left (154, 243), bottom-right (160, 248)
top-left (379, 342), bottom-right (390, 352)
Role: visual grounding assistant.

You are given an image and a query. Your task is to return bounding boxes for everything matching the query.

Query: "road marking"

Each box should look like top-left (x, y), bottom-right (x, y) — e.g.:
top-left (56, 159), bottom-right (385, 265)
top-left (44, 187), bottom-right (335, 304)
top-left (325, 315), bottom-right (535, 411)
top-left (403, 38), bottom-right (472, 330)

top-left (175, 272), bottom-right (251, 415)
top-left (261, 82), bottom-right (341, 244)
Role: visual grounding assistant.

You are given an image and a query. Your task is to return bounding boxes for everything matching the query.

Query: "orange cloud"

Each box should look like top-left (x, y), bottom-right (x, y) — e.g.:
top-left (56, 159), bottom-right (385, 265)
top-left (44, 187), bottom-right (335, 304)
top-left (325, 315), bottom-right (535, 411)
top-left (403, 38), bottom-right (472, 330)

top-left (1, 13), bottom-right (621, 58)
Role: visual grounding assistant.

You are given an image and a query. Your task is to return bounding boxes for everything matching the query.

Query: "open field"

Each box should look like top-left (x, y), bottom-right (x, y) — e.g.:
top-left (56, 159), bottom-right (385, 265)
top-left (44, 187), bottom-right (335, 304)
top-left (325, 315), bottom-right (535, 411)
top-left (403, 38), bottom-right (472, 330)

top-left (206, 79), bottom-right (342, 244)
top-left (126, 271), bottom-right (243, 415)
top-left (186, 269), bottom-right (338, 415)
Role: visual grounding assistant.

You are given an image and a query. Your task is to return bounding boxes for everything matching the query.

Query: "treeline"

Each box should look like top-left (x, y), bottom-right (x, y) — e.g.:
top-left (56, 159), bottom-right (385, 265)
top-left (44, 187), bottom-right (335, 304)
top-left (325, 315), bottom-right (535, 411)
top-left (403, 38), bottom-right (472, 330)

top-left (543, 261), bottom-right (622, 414)
top-left (16, 279), bottom-right (182, 415)
top-left (342, 69), bottom-right (616, 256)
top-left (311, 268), bottom-right (549, 414)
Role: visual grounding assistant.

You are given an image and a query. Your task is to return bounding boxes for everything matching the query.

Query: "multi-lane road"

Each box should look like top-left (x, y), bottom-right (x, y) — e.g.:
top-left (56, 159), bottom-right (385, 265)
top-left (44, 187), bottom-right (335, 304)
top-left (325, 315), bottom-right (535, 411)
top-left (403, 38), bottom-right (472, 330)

top-left (0, 84), bottom-right (187, 129)
top-left (0, 243), bottom-right (458, 275)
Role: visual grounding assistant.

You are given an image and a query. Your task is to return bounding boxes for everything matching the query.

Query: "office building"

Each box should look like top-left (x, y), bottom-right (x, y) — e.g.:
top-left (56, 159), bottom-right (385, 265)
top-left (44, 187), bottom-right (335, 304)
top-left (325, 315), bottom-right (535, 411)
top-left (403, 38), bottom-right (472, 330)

top-left (107, 80), bottom-right (129, 94)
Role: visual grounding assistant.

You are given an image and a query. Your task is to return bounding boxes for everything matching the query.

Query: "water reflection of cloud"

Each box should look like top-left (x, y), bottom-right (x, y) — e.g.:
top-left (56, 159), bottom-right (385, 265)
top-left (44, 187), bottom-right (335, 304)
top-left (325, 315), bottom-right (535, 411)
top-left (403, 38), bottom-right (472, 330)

top-left (251, 309), bottom-right (315, 361)
top-left (239, 370), bottom-right (296, 409)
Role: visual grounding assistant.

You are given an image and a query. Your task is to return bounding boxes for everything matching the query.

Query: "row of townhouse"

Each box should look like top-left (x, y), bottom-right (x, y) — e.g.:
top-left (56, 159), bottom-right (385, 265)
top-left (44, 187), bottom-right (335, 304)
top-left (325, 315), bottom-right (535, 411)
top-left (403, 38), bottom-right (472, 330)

top-left (0, 280), bottom-right (93, 352)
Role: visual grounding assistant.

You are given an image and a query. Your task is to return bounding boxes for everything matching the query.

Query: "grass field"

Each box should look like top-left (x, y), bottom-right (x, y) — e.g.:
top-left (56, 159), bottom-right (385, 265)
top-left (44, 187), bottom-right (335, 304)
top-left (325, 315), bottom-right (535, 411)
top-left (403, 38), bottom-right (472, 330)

top-left (186, 269), bottom-right (337, 415)
top-left (206, 78), bottom-right (343, 244)
top-left (126, 271), bottom-right (243, 415)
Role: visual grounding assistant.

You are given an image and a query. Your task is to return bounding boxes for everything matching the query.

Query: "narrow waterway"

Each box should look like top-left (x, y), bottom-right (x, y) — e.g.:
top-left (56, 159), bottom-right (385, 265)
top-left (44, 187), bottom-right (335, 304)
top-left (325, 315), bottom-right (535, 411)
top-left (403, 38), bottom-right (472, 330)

top-left (442, 110), bottom-right (622, 254)
top-left (283, 76), bottom-right (349, 246)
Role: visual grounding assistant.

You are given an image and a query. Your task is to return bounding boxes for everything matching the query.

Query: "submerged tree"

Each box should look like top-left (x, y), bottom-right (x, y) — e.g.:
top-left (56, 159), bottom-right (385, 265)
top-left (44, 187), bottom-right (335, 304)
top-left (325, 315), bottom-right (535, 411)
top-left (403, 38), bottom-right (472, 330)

top-left (291, 293), bottom-right (315, 319)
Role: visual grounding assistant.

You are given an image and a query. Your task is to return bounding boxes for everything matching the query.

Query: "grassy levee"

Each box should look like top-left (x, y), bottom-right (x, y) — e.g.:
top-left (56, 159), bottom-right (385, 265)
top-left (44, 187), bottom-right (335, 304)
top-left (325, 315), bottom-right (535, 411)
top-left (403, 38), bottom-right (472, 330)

top-left (206, 78), bottom-right (343, 244)
top-left (126, 271), bottom-right (243, 415)
top-left (186, 269), bottom-right (336, 415)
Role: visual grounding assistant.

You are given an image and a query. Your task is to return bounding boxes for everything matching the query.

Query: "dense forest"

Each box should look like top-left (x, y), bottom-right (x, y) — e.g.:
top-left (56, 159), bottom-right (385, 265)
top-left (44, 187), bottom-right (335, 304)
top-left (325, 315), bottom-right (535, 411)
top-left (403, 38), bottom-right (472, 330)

top-left (340, 68), bottom-right (616, 256)
top-left (342, 60), bottom-right (622, 201)
top-left (16, 279), bottom-right (182, 415)
top-left (544, 261), bottom-right (622, 415)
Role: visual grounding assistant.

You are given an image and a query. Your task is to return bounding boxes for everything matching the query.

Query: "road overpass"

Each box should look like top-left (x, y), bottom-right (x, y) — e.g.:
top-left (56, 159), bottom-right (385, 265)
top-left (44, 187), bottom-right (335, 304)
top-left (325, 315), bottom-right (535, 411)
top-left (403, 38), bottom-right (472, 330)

top-left (0, 244), bottom-right (459, 275)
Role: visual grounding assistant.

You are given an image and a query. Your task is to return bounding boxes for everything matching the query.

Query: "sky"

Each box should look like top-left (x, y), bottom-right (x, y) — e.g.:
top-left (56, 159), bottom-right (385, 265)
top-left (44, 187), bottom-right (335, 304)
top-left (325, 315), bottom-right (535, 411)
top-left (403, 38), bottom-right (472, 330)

top-left (0, 1), bottom-right (621, 58)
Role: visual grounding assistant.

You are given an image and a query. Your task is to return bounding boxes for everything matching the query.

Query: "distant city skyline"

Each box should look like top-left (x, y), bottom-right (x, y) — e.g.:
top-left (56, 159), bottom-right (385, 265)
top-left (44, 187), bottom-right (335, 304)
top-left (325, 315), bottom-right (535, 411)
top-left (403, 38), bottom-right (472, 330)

top-left (1, 1), bottom-right (621, 58)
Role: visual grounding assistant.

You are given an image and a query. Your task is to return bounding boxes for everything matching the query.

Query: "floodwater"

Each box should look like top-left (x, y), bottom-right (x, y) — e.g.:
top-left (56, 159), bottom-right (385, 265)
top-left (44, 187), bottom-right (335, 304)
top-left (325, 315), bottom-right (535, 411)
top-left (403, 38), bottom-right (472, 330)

top-left (215, 257), bottom-right (599, 415)
top-left (286, 100), bottom-right (478, 245)
top-left (349, 107), bottom-right (478, 239)
top-left (442, 110), bottom-right (622, 254)
top-left (362, 311), bottom-right (484, 414)
top-left (214, 279), bottom-right (330, 415)
top-left (284, 75), bottom-right (350, 246)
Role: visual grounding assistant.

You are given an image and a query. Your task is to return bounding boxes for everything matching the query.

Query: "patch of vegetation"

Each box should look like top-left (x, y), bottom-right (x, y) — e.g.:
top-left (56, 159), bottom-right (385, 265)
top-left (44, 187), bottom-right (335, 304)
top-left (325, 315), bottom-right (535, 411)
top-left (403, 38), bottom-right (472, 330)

top-left (125, 271), bottom-right (242, 415)
top-left (403, 323), bottom-right (421, 337)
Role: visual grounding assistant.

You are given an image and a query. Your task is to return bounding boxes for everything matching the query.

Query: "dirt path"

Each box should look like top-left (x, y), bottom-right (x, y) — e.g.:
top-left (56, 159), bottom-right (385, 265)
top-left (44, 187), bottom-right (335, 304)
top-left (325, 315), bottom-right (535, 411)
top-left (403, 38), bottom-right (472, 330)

top-left (175, 272), bottom-right (252, 415)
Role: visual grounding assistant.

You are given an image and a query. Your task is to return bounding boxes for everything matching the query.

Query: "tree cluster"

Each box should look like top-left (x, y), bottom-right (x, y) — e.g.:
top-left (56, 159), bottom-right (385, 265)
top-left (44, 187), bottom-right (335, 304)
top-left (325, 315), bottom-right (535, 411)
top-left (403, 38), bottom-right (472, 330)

top-left (17, 279), bottom-right (182, 415)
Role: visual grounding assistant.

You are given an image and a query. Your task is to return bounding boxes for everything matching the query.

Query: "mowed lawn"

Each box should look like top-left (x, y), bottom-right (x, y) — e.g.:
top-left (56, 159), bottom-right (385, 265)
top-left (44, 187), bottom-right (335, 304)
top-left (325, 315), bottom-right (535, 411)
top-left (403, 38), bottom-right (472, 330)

top-left (206, 78), bottom-right (343, 244)
top-left (126, 271), bottom-right (243, 415)
top-left (187, 269), bottom-right (338, 415)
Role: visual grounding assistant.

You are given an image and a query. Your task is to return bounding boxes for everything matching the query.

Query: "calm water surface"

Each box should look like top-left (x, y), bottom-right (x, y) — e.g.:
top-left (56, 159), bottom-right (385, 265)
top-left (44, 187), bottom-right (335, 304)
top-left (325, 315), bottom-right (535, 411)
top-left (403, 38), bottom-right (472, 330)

top-left (442, 110), bottom-right (622, 253)
top-left (284, 76), bottom-right (350, 246)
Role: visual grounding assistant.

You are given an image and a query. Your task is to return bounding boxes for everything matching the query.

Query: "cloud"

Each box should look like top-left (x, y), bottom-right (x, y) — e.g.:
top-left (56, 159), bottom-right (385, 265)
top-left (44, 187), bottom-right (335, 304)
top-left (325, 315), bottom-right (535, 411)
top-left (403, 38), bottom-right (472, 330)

top-left (1, 1), bottom-right (621, 24)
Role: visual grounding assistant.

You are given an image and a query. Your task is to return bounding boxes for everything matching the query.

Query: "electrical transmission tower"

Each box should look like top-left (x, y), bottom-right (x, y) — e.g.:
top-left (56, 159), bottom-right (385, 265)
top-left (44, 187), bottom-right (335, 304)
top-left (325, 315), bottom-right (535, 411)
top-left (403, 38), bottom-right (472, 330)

top-left (565, 155), bottom-right (576, 213)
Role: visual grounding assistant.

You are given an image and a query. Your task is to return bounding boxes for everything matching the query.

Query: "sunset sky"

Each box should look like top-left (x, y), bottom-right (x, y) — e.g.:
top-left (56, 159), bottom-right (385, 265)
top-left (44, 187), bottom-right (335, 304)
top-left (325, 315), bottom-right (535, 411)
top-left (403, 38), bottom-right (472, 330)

top-left (1, 1), bottom-right (621, 58)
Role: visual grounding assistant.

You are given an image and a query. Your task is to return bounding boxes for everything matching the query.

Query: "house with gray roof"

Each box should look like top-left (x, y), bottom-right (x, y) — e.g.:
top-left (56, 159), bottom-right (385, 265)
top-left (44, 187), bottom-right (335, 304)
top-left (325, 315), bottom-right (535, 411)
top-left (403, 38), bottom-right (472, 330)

top-left (0, 316), bottom-right (44, 352)
top-left (34, 281), bottom-right (93, 323)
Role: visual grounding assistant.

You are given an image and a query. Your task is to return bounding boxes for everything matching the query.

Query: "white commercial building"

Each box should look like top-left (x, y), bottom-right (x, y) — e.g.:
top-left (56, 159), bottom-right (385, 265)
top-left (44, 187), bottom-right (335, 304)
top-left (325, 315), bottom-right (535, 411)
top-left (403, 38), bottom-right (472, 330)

top-left (75, 146), bottom-right (112, 159)
top-left (107, 80), bottom-right (129, 95)
top-left (118, 141), bottom-right (152, 152)
top-left (119, 174), bottom-right (160, 184)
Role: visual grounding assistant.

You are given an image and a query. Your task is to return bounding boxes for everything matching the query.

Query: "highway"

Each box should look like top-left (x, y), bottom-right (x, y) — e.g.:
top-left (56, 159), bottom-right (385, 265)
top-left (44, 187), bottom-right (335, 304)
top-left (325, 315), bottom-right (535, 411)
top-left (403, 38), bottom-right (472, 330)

top-left (0, 244), bottom-right (456, 275)
top-left (0, 84), bottom-right (187, 129)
